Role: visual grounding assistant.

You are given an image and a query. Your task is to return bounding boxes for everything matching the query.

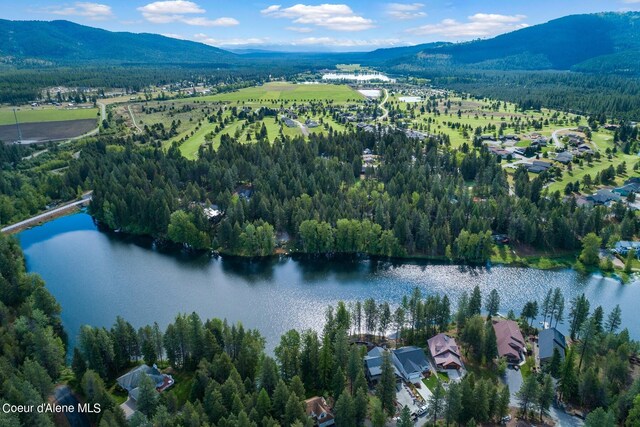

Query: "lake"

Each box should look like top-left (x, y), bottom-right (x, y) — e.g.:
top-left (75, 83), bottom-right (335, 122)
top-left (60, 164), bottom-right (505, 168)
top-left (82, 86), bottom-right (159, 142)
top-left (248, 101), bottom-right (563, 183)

top-left (322, 73), bottom-right (396, 82)
top-left (17, 212), bottom-right (640, 352)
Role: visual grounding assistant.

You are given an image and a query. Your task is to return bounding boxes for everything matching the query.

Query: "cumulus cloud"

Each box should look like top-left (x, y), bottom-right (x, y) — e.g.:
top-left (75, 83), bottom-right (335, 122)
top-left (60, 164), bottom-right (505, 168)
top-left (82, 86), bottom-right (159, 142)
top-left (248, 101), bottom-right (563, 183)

top-left (291, 37), bottom-right (403, 47)
top-left (285, 26), bottom-right (314, 33)
top-left (407, 13), bottom-right (528, 38)
top-left (193, 33), bottom-right (270, 46)
top-left (386, 3), bottom-right (426, 20)
top-left (261, 4), bottom-right (375, 31)
top-left (138, 1), bottom-right (239, 26)
top-left (46, 2), bottom-right (113, 20)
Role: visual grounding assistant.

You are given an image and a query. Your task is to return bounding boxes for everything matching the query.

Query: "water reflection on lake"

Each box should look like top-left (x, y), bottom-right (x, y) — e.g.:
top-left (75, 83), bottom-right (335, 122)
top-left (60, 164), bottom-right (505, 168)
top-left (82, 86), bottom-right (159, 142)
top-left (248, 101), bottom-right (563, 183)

top-left (18, 213), bottom-right (640, 352)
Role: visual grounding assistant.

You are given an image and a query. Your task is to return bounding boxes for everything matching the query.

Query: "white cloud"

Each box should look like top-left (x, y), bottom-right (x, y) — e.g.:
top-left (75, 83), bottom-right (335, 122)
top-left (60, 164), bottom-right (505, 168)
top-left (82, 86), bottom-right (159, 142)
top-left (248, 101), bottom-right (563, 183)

top-left (193, 33), bottom-right (270, 46)
top-left (286, 26), bottom-right (314, 33)
top-left (407, 13), bottom-right (528, 39)
top-left (138, 1), bottom-right (239, 26)
top-left (161, 33), bottom-right (187, 39)
top-left (291, 37), bottom-right (403, 47)
top-left (386, 3), bottom-right (426, 20)
top-left (47, 2), bottom-right (113, 20)
top-left (182, 17), bottom-right (239, 26)
top-left (261, 4), bottom-right (375, 31)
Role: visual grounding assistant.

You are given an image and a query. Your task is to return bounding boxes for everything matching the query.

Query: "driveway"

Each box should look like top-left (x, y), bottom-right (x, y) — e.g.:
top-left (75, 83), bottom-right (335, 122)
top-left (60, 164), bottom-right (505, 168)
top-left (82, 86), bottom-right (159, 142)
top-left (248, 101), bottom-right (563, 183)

top-left (502, 367), bottom-right (523, 406)
top-left (53, 385), bottom-right (91, 427)
top-left (120, 397), bottom-right (136, 419)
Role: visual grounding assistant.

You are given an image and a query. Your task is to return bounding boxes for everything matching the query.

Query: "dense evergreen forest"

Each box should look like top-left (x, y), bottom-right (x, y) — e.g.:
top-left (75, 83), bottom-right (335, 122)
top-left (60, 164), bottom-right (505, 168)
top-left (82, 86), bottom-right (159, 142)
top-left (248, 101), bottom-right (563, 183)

top-left (0, 234), bottom-right (67, 426)
top-left (53, 128), bottom-right (634, 262)
top-left (400, 70), bottom-right (640, 121)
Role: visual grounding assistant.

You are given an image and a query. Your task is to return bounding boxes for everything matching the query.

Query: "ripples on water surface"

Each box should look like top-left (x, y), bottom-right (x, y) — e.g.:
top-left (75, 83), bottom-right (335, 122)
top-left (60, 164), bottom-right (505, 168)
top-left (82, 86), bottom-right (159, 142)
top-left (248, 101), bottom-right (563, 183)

top-left (18, 213), bottom-right (640, 351)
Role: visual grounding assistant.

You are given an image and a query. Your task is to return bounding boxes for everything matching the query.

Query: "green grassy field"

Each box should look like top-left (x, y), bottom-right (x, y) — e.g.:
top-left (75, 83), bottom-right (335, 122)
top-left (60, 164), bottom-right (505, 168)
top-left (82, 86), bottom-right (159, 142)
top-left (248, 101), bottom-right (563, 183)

top-left (200, 82), bottom-right (362, 103)
top-left (0, 107), bottom-right (99, 125)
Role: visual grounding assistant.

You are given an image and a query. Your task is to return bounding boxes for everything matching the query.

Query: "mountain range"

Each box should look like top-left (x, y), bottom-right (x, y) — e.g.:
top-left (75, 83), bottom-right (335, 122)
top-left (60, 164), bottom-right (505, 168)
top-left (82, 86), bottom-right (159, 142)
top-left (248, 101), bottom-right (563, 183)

top-left (1, 12), bottom-right (640, 74)
top-left (0, 19), bottom-right (233, 65)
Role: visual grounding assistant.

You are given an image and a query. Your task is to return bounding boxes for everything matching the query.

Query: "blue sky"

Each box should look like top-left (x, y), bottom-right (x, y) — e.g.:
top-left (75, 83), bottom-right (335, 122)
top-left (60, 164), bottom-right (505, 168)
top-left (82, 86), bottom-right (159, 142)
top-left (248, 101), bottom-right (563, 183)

top-left (5, 0), bottom-right (640, 51)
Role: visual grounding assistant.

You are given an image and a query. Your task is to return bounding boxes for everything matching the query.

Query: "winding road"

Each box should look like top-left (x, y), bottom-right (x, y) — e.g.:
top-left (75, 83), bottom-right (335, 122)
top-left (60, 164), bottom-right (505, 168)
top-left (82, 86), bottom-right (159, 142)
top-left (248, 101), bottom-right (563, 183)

top-left (128, 104), bottom-right (143, 132)
top-left (551, 128), bottom-right (574, 149)
top-left (377, 88), bottom-right (389, 121)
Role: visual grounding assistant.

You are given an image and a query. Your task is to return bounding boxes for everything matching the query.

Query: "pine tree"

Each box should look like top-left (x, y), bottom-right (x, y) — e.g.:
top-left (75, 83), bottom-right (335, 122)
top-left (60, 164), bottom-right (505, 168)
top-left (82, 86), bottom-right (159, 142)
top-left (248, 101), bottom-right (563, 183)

top-left (334, 390), bottom-right (355, 427)
top-left (429, 380), bottom-right (446, 425)
top-left (136, 374), bottom-right (159, 418)
top-left (516, 374), bottom-right (539, 418)
top-left (371, 398), bottom-right (387, 427)
top-left (354, 389), bottom-right (368, 426)
top-left (376, 353), bottom-right (396, 416)
top-left (444, 382), bottom-right (462, 426)
top-left (332, 367), bottom-right (346, 402)
top-left (537, 375), bottom-right (554, 421)
top-left (284, 393), bottom-right (305, 426)
top-left (548, 347), bottom-right (562, 378)
top-left (397, 405), bottom-right (413, 427)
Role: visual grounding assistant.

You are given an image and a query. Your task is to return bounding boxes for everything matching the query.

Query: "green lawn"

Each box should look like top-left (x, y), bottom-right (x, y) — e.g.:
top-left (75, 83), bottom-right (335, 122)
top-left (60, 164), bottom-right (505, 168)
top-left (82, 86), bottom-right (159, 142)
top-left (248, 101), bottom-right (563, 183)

top-left (0, 107), bottom-right (99, 125)
top-left (520, 357), bottom-right (535, 379)
top-left (422, 371), bottom-right (449, 391)
top-left (168, 370), bottom-right (194, 406)
top-left (200, 82), bottom-right (362, 103)
top-left (547, 154), bottom-right (637, 192)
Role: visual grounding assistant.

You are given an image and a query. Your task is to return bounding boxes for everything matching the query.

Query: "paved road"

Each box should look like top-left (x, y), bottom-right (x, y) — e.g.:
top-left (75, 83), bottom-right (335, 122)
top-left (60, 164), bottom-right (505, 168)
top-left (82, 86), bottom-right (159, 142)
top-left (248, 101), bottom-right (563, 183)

top-left (292, 118), bottom-right (310, 137)
top-left (1, 192), bottom-right (92, 233)
top-left (53, 385), bottom-right (91, 427)
top-left (552, 128), bottom-right (573, 149)
top-left (503, 367), bottom-right (583, 427)
top-left (377, 89), bottom-right (389, 121)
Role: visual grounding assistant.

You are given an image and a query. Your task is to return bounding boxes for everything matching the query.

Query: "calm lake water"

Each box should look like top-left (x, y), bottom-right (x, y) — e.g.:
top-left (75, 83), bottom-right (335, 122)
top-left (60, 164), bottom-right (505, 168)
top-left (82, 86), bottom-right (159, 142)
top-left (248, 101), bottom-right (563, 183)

top-left (17, 212), bottom-right (640, 352)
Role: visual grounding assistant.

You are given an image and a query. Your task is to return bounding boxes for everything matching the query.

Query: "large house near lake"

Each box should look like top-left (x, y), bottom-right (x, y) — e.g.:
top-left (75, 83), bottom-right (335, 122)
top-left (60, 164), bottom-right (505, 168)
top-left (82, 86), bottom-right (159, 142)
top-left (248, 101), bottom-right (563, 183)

top-left (493, 319), bottom-right (526, 364)
top-left (116, 364), bottom-right (174, 401)
top-left (613, 240), bottom-right (640, 257)
top-left (392, 346), bottom-right (431, 383)
top-left (427, 333), bottom-right (464, 373)
top-left (364, 346), bottom-right (431, 384)
top-left (538, 327), bottom-right (566, 365)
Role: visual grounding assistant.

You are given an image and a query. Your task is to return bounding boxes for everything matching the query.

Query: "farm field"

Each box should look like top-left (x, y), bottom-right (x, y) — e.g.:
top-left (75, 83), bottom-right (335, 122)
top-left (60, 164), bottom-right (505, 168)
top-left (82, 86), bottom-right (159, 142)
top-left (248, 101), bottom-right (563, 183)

top-left (0, 106), bottom-right (99, 125)
top-left (198, 82), bottom-right (363, 103)
top-left (0, 119), bottom-right (97, 143)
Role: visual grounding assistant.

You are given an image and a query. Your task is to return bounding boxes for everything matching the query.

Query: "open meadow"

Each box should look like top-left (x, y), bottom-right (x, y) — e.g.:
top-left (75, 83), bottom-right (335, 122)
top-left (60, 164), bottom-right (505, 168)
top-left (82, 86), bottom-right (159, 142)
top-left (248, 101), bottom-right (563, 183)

top-left (198, 82), bottom-right (362, 103)
top-left (0, 106), bottom-right (99, 125)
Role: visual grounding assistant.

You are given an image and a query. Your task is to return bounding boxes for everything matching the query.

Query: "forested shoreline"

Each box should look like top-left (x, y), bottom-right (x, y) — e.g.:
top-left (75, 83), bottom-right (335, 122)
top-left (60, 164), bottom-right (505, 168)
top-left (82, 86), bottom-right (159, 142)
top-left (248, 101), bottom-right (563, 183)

top-left (63, 128), bottom-right (634, 264)
top-left (2, 231), bottom-right (640, 426)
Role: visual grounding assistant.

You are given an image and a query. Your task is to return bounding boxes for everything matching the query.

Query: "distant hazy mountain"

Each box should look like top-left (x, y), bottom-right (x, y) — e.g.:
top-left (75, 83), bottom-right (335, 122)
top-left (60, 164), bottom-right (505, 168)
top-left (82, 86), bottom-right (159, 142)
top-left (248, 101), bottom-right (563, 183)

top-left (377, 12), bottom-right (640, 74)
top-left (0, 19), bottom-right (235, 65)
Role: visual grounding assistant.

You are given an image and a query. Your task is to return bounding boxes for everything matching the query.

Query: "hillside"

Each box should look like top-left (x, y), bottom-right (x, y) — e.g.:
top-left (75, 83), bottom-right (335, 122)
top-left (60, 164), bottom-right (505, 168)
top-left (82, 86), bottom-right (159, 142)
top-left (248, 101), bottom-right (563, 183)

top-left (0, 19), bottom-right (235, 65)
top-left (380, 12), bottom-right (640, 74)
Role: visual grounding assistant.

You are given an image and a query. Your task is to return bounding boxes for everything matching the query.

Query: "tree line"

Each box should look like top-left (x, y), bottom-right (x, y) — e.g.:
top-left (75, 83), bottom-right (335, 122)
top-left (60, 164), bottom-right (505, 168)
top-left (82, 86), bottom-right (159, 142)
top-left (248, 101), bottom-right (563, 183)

top-left (65, 127), bottom-right (639, 262)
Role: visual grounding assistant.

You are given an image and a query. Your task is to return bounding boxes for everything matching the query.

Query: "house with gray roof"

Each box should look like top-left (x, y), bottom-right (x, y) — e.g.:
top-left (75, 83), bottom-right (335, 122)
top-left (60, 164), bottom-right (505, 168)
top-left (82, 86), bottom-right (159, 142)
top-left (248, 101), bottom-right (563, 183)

top-left (538, 328), bottom-right (566, 365)
top-left (613, 241), bottom-right (640, 257)
top-left (364, 347), bottom-right (399, 383)
top-left (391, 346), bottom-right (431, 384)
top-left (116, 364), bottom-right (173, 401)
top-left (554, 151), bottom-right (573, 164)
top-left (586, 189), bottom-right (622, 206)
top-left (614, 183), bottom-right (640, 197)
